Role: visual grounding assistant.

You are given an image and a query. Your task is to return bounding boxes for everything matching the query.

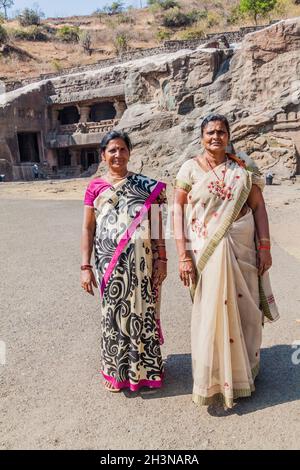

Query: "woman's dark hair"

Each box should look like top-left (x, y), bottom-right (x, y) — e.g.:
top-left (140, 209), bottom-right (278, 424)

top-left (201, 114), bottom-right (230, 138)
top-left (100, 130), bottom-right (132, 153)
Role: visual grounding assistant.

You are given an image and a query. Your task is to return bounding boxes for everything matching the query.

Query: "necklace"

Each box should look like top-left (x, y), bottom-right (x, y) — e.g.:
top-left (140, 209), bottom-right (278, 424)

top-left (205, 155), bottom-right (228, 187)
top-left (205, 156), bottom-right (234, 201)
top-left (106, 171), bottom-right (130, 183)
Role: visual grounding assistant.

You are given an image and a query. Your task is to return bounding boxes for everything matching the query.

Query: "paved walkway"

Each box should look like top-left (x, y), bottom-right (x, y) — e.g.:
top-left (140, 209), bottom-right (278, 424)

top-left (0, 199), bottom-right (299, 449)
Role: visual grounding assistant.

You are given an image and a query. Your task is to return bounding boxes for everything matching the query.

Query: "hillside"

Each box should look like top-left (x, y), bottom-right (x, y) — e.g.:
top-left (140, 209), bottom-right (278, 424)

top-left (1, 0), bottom-right (300, 85)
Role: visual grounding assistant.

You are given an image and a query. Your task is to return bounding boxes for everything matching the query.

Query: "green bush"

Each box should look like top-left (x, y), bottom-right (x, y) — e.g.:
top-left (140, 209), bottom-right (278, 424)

top-left (0, 23), bottom-right (7, 44)
top-left (80, 30), bottom-right (92, 54)
top-left (226, 5), bottom-right (245, 25)
top-left (18, 8), bottom-right (43, 27)
top-left (113, 31), bottom-right (129, 54)
top-left (177, 26), bottom-right (206, 40)
top-left (187, 9), bottom-right (208, 22)
top-left (147, 0), bottom-right (179, 8)
top-left (162, 7), bottom-right (196, 28)
top-left (10, 26), bottom-right (48, 41)
top-left (155, 29), bottom-right (172, 41)
top-left (52, 59), bottom-right (62, 71)
top-left (206, 11), bottom-right (222, 27)
top-left (117, 13), bottom-right (135, 25)
top-left (56, 26), bottom-right (80, 43)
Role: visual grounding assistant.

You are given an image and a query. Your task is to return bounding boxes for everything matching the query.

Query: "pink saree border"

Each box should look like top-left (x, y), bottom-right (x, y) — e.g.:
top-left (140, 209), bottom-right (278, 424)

top-left (101, 371), bottom-right (163, 391)
top-left (100, 181), bottom-right (166, 296)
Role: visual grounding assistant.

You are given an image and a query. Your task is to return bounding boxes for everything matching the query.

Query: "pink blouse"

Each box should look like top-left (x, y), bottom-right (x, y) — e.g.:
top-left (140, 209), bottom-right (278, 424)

top-left (84, 178), bottom-right (112, 207)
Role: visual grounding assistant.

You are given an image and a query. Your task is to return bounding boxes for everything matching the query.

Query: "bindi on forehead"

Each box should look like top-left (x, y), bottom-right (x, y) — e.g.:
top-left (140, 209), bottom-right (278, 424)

top-left (205, 121), bottom-right (227, 131)
top-left (107, 140), bottom-right (126, 149)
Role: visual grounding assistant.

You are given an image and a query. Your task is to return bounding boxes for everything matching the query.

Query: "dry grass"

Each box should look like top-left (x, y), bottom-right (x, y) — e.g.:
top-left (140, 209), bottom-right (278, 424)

top-left (0, 0), bottom-right (299, 82)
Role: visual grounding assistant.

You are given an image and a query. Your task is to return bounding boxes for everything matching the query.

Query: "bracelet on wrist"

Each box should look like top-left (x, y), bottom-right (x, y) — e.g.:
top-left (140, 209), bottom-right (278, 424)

top-left (81, 264), bottom-right (93, 271)
top-left (179, 258), bottom-right (193, 263)
top-left (157, 257), bottom-right (168, 262)
top-left (258, 246), bottom-right (270, 251)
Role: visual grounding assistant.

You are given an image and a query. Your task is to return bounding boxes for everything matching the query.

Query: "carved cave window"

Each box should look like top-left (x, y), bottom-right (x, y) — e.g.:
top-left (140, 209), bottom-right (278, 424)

top-left (90, 102), bottom-right (116, 122)
top-left (58, 106), bottom-right (80, 125)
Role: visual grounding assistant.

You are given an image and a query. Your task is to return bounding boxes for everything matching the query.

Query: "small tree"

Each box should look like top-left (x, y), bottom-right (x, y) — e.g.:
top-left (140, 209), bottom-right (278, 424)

top-left (80, 31), bottom-right (92, 55)
top-left (0, 23), bottom-right (7, 43)
top-left (18, 7), bottom-right (44, 26)
top-left (0, 0), bottom-right (14, 20)
top-left (113, 30), bottom-right (129, 54)
top-left (103, 1), bottom-right (124, 15)
top-left (56, 26), bottom-right (80, 43)
top-left (147, 0), bottom-right (179, 9)
top-left (239, 0), bottom-right (277, 25)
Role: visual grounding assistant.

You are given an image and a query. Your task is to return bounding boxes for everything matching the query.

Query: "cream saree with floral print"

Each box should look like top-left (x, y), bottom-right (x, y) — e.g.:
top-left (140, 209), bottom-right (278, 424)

top-left (176, 155), bottom-right (279, 408)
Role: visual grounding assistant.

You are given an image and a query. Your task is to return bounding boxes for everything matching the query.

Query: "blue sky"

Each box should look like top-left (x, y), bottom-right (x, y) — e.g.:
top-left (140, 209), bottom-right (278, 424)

top-left (8, 1), bottom-right (145, 18)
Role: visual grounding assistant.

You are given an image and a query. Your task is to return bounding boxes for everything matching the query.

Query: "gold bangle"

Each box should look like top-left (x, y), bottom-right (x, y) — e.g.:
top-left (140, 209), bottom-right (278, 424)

top-left (179, 258), bottom-right (192, 263)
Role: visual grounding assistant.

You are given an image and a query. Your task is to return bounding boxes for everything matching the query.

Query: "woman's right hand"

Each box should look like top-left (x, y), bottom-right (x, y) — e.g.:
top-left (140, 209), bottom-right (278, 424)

top-left (81, 269), bottom-right (98, 296)
top-left (179, 259), bottom-right (196, 287)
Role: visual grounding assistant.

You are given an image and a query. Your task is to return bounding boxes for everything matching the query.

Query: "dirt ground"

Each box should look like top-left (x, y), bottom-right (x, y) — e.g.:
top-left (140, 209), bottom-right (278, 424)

top-left (0, 177), bottom-right (300, 450)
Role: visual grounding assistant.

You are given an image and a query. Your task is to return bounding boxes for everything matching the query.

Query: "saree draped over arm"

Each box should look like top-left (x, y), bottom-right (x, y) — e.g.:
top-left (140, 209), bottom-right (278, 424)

top-left (175, 155), bottom-right (279, 408)
top-left (84, 174), bottom-right (167, 391)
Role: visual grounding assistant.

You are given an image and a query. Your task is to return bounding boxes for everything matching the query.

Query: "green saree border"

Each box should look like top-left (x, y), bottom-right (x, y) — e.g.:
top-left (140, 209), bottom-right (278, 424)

top-left (258, 276), bottom-right (276, 322)
top-left (175, 178), bottom-right (192, 193)
top-left (190, 171), bottom-right (252, 299)
top-left (192, 362), bottom-right (260, 408)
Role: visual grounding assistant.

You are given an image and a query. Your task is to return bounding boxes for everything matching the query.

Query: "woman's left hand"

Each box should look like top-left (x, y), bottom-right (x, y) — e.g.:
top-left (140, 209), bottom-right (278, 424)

top-left (257, 249), bottom-right (272, 276)
top-left (153, 259), bottom-right (167, 287)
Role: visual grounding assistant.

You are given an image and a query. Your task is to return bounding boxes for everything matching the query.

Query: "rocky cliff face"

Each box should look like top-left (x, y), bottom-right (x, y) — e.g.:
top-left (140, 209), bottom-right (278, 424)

top-left (119, 18), bottom-right (300, 180)
top-left (0, 18), bottom-right (299, 181)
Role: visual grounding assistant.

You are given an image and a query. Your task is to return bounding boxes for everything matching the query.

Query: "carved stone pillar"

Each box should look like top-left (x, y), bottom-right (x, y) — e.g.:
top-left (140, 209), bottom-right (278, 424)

top-left (79, 106), bottom-right (91, 123)
top-left (69, 149), bottom-right (80, 167)
top-left (113, 100), bottom-right (127, 119)
top-left (52, 108), bottom-right (60, 130)
top-left (45, 148), bottom-right (57, 167)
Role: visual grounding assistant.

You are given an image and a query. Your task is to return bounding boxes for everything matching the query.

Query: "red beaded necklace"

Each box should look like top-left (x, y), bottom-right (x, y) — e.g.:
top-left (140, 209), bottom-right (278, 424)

top-left (206, 156), bottom-right (233, 201)
top-left (205, 155), bottom-right (228, 188)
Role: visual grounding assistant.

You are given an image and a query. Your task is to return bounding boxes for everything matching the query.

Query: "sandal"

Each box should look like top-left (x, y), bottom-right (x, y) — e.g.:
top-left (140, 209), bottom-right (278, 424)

top-left (104, 381), bottom-right (121, 393)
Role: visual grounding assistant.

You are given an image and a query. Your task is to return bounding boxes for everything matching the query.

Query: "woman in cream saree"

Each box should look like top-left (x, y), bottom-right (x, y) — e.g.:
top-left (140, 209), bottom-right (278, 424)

top-left (174, 115), bottom-right (279, 408)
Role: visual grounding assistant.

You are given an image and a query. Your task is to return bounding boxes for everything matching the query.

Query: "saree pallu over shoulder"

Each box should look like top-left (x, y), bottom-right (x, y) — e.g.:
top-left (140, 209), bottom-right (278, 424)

top-left (96, 175), bottom-right (166, 296)
top-left (93, 173), bottom-right (166, 391)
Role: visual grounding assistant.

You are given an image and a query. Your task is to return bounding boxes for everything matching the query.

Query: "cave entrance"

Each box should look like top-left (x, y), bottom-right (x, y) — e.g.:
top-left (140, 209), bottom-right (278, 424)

top-left (17, 132), bottom-right (40, 163)
top-left (81, 148), bottom-right (99, 171)
top-left (57, 148), bottom-right (71, 168)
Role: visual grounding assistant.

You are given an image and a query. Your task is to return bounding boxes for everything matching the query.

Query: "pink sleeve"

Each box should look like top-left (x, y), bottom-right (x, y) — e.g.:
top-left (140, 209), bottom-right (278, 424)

top-left (84, 179), bottom-right (113, 207)
top-left (84, 182), bottom-right (95, 207)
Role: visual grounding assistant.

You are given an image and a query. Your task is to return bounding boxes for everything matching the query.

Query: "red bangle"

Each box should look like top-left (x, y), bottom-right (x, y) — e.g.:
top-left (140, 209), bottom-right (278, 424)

top-left (258, 246), bottom-right (270, 250)
top-left (81, 264), bottom-right (93, 270)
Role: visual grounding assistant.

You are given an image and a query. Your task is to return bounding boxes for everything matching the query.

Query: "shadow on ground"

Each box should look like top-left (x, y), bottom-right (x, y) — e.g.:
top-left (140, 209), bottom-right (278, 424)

top-left (134, 345), bottom-right (300, 417)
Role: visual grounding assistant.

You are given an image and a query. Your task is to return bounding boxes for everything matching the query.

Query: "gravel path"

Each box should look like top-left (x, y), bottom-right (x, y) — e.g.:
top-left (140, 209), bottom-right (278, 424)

top-left (0, 197), bottom-right (299, 450)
